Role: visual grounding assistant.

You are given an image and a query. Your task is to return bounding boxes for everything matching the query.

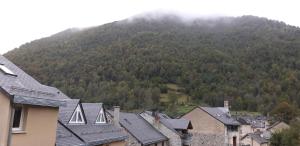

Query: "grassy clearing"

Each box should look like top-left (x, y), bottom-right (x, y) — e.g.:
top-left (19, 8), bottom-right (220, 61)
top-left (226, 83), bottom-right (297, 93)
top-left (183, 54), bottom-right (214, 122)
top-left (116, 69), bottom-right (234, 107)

top-left (159, 84), bottom-right (190, 104)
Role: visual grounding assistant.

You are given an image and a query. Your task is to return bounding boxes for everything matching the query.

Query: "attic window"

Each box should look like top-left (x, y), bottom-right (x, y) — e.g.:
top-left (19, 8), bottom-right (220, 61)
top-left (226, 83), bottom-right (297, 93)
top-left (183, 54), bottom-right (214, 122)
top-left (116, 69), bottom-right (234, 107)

top-left (69, 105), bottom-right (85, 124)
top-left (95, 105), bottom-right (106, 124)
top-left (0, 64), bottom-right (16, 76)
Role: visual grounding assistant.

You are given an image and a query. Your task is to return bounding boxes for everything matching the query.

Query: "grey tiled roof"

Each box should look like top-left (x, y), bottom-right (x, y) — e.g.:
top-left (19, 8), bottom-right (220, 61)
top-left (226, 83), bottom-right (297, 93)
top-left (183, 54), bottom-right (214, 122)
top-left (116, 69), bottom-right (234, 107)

top-left (163, 119), bottom-right (192, 130)
top-left (82, 103), bottom-right (106, 124)
top-left (0, 55), bottom-right (67, 107)
top-left (244, 133), bottom-right (269, 144)
top-left (57, 100), bottom-right (128, 146)
top-left (67, 124), bottom-right (127, 146)
top-left (142, 111), bottom-right (192, 133)
top-left (235, 116), bottom-right (267, 128)
top-left (119, 112), bottom-right (168, 145)
top-left (236, 117), bottom-right (250, 125)
top-left (56, 122), bottom-right (86, 146)
top-left (58, 99), bottom-right (80, 124)
top-left (200, 107), bottom-right (240, 126)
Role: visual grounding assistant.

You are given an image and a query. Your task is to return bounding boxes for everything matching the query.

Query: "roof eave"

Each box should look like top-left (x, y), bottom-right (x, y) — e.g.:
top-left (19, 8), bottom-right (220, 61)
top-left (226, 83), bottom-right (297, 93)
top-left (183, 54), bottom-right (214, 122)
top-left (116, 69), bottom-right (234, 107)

top-left (13, 95), bottom-right (66, 107)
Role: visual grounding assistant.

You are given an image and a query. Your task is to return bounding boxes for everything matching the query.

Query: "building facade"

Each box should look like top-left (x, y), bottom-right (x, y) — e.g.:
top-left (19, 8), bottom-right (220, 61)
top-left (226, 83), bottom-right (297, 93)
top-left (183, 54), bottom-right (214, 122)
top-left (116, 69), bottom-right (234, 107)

top-left (0, 55), bottom-right (67, 146)
top-left (182, 101), bottom-right (240, 146)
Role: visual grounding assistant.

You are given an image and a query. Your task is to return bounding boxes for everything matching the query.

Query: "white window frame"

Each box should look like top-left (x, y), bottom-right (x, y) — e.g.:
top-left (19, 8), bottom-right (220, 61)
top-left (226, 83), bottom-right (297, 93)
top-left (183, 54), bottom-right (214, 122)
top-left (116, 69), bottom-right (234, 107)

top-left (69, 105), bottom-right (85, 124)
top-left (12, 105), bottom-right (25, 132)
top-left (0, 64), bottom-right (16, 76)
top-left (95, 106), bottom-right (106, 124)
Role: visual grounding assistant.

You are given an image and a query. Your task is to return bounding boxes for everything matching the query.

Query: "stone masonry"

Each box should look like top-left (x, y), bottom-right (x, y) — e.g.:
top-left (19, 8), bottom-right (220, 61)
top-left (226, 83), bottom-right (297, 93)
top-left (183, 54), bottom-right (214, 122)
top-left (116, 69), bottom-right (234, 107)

top-left (191, 133), bottom-right (225, 146)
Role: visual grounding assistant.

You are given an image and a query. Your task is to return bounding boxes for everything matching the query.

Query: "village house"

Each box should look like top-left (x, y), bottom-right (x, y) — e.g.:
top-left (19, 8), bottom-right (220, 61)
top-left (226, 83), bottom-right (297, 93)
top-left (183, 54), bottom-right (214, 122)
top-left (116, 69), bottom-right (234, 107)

top-left (106, 111), bottom-right (169, 146)
top-left (140, 111), bottom-right (193, 146)
top-left (238, 117), bottom-right (289, 146)
top-left (236, 117), bottom-right (252, 138)
top-left (0, 55), bottom-right (68, 146)
top-left (240, 131), bottom-right (269, 146)
top-left (182, 101), bottom-right (240, 146)
top-left (236, 115), bottom-right (270, 139)
top-left (266, 121), bottom-right (290, 133)
top-left (56, 100), bottom-right (128, 146)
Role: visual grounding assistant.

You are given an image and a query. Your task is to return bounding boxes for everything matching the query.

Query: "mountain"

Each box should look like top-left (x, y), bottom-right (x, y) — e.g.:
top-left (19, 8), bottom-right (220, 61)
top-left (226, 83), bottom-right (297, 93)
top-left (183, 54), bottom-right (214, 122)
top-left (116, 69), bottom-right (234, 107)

top-left (5, 14), bottom-right (300, 115)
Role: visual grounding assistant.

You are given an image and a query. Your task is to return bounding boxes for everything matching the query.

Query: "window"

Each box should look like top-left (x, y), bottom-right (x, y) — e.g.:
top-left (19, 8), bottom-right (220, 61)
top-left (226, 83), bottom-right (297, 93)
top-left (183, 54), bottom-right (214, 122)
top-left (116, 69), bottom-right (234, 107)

top-left (95, 106), bottom-right (106, 124)
top-left (69, 105), bottom-right (85, 124)
top-left (0, 64), bottom-right (16, 76)
top-left (227, 125), bottom-right (238, 132)
top-left (12, 106), bottom-right (25, 131)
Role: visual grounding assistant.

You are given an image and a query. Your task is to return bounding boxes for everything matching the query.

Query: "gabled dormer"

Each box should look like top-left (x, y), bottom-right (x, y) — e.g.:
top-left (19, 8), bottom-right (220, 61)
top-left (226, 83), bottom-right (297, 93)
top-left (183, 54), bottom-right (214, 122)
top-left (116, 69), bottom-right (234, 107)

top-left (69, 104), bottom-right (86, 124)
top-left (0, 63), bottom-right (17, 76)
top-left (95, 103), bottom-right (106, 124)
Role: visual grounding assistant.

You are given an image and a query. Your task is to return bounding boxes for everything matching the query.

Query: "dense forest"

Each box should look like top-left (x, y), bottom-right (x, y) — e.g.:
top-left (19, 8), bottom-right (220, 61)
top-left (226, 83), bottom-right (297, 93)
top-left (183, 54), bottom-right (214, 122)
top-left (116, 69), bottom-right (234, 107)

top-left (5, 14), bottom-right (300, 116)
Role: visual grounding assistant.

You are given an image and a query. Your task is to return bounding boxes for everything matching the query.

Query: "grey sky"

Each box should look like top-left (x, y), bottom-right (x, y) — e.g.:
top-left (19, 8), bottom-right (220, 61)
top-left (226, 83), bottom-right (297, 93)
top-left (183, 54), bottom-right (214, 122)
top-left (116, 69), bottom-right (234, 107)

top-left (0, 0), bottom-right (299, 54)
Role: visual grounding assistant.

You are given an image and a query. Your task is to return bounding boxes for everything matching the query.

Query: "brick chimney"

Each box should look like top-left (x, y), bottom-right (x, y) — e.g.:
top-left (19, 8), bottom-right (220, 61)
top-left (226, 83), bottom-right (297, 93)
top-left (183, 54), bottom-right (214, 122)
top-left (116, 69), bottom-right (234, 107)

top-left (113, 106), bottom-right (120, 126)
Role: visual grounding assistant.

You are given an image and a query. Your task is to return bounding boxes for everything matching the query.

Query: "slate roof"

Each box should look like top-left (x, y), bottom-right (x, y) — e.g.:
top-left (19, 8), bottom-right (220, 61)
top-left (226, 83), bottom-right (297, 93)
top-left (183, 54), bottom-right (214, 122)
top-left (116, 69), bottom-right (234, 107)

top-left (200, 107), bottom-right (240, 126)
top-left (82, 103), bottom-right (107, 124)
top-left (0, 55), bottom-right (67, 107)
top-left (266, 121), bottom-right (289, 131)
top-left (67, 124), bottom-right (127, 146)
top-left (58, 99), bottom-right (81, 124)
top-left (235, 115), bottom-right (267, 128)
top-left (57, 100), bottom-right (128, 146)
top-left (242, 133), bottom-right (269, 144)
top-left (163, 119), bottom-right (193, 130)
top-left (56, 121), bottom-right (86, 146)
top-left (119, 112), bottom-right (168, 145)
top-left (237, 117), bottom-right (250, 125)
top-left (142, 111), bottom-right (193, 134)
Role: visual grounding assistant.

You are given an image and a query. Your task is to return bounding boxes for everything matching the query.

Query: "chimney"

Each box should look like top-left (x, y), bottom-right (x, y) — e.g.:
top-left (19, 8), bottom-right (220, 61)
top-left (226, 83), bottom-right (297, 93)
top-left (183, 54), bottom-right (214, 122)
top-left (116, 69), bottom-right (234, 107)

top-left (152, 111), bottom-right (160, 126)
top-left (224, 100), bottom-right (229, 110)
top-left (113, 106), bottom-right (120, 126)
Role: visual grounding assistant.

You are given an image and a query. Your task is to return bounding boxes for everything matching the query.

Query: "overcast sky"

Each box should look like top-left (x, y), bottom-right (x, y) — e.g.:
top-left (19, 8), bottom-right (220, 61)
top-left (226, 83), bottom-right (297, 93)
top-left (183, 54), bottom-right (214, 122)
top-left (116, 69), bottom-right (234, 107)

top-left (0, 0), bottom-right (299, 54)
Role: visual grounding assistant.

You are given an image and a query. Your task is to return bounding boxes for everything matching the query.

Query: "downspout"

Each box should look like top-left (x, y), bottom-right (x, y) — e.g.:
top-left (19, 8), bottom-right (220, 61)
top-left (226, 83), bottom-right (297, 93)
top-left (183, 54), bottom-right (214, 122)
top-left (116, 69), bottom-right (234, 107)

top-left (7, 96), bottom-right (14, 146)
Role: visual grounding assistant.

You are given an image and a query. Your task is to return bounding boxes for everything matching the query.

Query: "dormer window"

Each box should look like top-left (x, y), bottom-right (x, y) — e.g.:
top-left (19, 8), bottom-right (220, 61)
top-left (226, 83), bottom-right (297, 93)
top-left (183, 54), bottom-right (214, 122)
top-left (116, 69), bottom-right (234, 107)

top-left (95, 104), bottom-right (106, 124)
top-left (69, 105), bottom-right (85, 124)
top-left (0, 64), bottom-right (16, 76)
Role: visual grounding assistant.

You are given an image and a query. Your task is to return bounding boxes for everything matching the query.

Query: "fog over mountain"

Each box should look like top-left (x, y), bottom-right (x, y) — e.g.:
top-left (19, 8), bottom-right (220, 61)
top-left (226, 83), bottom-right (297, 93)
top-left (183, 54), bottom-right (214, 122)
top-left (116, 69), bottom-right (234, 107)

top-left (5, 13), bottom-right (300, 116)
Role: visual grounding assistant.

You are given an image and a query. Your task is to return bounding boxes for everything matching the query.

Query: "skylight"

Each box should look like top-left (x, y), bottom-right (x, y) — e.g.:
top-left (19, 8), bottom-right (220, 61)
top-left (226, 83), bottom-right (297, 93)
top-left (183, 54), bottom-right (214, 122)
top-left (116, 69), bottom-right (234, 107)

top-left (69, 105), bottom-right (85, 124)
top-left (0, 64), bottom-right (16, 76)
top-left (95, 104), bottom-right (106, 124)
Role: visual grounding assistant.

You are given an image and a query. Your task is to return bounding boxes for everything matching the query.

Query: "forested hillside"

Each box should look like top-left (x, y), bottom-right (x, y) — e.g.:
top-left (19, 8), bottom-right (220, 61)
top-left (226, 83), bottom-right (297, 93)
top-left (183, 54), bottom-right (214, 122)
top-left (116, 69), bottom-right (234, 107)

top-left (5, 14), bottom-right (300, 115)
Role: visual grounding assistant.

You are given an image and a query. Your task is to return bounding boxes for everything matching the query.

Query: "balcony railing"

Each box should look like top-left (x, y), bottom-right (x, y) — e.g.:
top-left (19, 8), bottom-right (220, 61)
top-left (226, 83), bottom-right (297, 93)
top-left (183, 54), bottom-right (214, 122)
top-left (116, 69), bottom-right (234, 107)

top-left (181, 133), bottom-right (193, 146)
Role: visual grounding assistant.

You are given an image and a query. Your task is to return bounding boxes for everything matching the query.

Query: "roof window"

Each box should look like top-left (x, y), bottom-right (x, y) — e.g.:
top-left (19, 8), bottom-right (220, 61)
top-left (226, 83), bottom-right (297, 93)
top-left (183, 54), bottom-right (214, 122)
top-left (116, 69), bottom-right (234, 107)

top-left (0, 64), bottom-right (16, 76)
top-left (69, 105), bottom-right (85, 124)
top-left (95, 104), bottom-right (106, 124)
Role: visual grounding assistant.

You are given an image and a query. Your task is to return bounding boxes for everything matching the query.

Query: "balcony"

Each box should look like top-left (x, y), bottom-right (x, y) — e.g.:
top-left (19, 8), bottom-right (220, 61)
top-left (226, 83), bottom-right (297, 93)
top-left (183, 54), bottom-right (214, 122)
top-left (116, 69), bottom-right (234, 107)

top-left (181, 133), bottom-right (192, 146)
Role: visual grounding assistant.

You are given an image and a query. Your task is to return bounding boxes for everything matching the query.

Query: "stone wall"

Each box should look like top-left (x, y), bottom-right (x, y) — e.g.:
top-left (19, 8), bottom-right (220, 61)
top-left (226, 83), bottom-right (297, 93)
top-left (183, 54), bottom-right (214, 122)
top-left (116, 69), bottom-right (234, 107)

top-left (182, 108), bottom-right (225, 134)
top-left (191, 133), bottom-right (225, 146)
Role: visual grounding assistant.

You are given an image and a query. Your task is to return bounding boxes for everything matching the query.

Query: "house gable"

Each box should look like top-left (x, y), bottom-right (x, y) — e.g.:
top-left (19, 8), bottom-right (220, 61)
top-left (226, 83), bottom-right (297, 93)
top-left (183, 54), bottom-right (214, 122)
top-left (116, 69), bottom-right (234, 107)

top-left (267, 121), bottom-right (290, 133)
top-left (182, 107), bottom-right (225, 134)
